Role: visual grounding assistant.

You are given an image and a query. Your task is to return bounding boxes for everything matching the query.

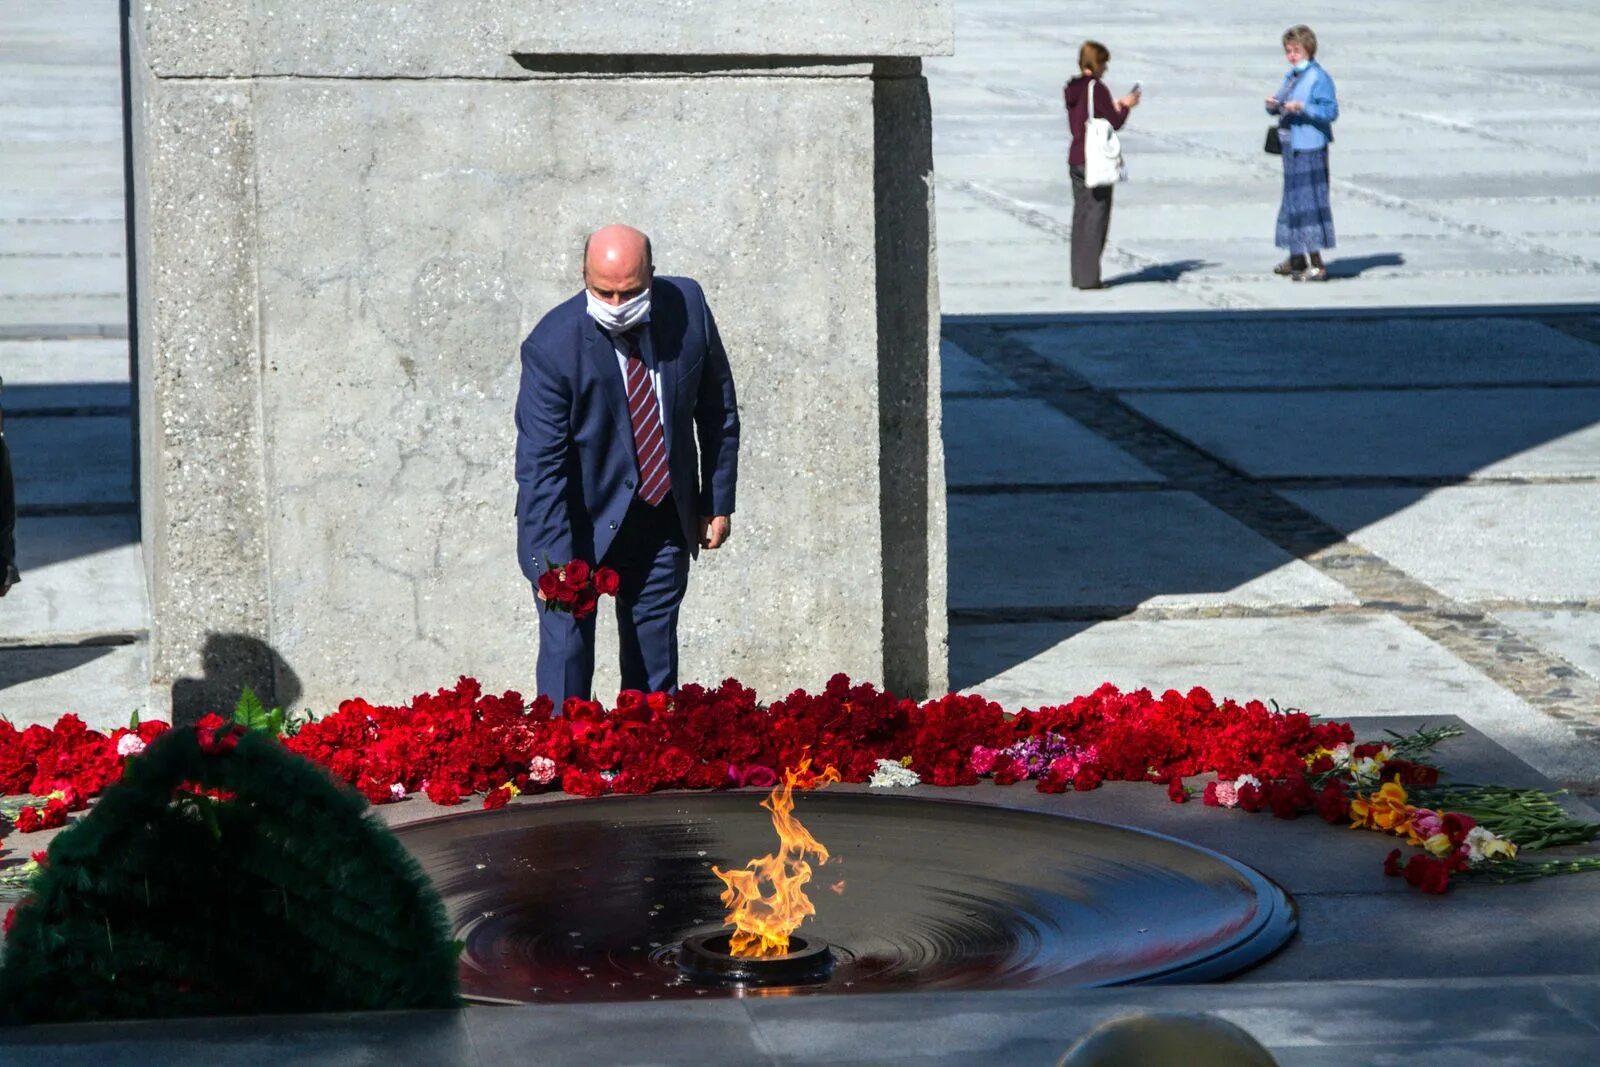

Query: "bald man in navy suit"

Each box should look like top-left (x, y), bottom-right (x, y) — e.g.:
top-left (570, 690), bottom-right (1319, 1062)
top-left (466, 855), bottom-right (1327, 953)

top-left (515, 225), bottom-right (740, 708)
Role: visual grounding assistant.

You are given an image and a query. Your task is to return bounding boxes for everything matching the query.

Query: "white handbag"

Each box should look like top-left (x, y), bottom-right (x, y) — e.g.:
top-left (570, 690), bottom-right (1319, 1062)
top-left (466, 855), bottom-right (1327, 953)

top-left (1083, 79), bottom-right (1126, 188)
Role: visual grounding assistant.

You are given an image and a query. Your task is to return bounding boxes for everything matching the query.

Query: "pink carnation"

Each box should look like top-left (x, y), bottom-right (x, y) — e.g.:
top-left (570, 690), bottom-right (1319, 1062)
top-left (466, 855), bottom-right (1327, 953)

top-left (116, 734), bottom-right (147, 757)
top-left (969, 746), bottom-right (1001, 776)
top-left (1213, 781), bottom-right (1240, 808)
top-left (528, 756), bottom-right (558, 785)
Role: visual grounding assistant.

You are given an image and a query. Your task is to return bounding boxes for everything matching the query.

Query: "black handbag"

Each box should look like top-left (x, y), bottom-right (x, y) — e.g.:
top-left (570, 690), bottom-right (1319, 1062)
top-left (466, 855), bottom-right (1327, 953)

top-left (1264, 125), bottom-right (1282, 155)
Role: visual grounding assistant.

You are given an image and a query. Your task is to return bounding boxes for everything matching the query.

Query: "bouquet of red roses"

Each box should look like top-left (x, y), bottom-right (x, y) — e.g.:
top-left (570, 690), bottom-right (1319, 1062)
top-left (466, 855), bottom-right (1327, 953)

top-left (538, 559), bottom-right (620, 619)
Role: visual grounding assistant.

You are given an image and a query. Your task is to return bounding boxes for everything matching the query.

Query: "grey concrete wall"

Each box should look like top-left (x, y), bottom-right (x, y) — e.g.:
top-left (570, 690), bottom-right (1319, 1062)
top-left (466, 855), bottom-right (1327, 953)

top-left (131, 3), bottom-right (950, 716)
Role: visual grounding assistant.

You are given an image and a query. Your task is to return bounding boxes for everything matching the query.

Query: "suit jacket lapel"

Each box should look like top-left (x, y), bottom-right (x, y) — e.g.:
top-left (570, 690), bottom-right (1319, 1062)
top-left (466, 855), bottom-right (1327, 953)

top-left (586, 320), bottom-right (636, 466)
top-left (646, 317), bottom-right (677, 453)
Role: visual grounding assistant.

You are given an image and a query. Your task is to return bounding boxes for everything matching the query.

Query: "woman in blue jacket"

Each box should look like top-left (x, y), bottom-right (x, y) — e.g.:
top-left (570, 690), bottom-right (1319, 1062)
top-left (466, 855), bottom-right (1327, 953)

top-left (1266, 25), bottom-right (1339, 281)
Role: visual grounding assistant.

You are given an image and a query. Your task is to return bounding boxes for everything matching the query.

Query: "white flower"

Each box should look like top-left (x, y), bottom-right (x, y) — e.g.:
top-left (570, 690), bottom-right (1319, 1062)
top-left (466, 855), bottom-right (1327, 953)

top-left (116, 734), bottom-right (147, 757)
top-left (868, 759), bottom-right (921, 788)
top-left (1463, 825), bottom-right (1517, 864)
top-left (389, 782), bottom-right (407, 800)
top-left (1233, 774), bottom-right (1262, 790)
top-left (529, 756), bottom-right (558, 784)
top-left (1329, 743), bottom-right (1351, 768)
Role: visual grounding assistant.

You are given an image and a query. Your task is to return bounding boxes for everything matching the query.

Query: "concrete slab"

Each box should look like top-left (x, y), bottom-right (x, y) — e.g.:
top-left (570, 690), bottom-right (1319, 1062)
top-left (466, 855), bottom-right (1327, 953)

top-left (1286, 484), bottom-right (1600, 604)
top-left (950, 614), bottom-right (1598, 785)
top-left (948, 491), bottom-right (1356, 612)
top-left (1016, 316), bottom-right (1600, 391)
top-left (1125, 388), bottom-right (1600, 479)
top-left (0, 254), bottom-right (125, 298)
top-left (0, 337), bottom-right (130, 382)
top-left (941, 397), bottom-right (1162, 486)
top-left (0, 515), bottom-right (146, 642)
top-left (0, 641), bottom-right (153, 730)
top-left (4, 413), bottom-right (133, 505)
top-left (1498, 610), bottom-right (1600, 683)
top-left (938, 337), bottom-right (1021, 394)
top-left (0, 219), bottom-right (124, 255)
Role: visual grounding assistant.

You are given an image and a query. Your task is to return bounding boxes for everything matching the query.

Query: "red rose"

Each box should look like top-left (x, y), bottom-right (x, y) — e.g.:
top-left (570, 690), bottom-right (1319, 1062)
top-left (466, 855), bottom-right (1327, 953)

top-left (1166, 777), bottom-right (1187, 804)
top-left (1383, 848), bottom-right (1404, 877)
top-left (594, 567), bottom-right (621, 596)
top-left (537, 571), bottom-right (563, 600)
top-left (565, 559), bottom-right (591, 586)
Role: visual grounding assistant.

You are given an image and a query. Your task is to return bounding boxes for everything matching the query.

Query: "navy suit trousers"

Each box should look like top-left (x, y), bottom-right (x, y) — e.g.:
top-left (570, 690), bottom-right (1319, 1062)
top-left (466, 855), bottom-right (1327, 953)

top-left (535, 493), bottom-right (689, 709)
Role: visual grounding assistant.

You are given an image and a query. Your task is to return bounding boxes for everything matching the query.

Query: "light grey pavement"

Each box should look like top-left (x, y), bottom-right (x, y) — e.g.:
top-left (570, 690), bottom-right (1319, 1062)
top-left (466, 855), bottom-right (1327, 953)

top-left (926, 0), bottom-right (1600, 314)
top-left (0, 1), bottom-right (151, 724)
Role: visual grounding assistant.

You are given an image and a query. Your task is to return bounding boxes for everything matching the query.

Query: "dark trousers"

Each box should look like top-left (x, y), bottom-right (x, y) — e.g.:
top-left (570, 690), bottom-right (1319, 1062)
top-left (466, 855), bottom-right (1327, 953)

top-left (0, 431), bottom-right (14, 571)
top-left (535, 493), bottom-right (690, 709)
top-left (1069, 165), bottom-right (1114, 288)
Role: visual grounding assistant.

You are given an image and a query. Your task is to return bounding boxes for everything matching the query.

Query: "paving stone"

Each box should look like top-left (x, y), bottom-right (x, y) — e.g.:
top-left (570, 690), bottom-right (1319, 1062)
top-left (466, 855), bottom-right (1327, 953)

top-left (0, 336), bottom-right (129, 383)
top-left (949, 491), bottom-right (1355, 612)
top-left (0, 641), bottom-right (156, 730)
top-left (1498, 610), bottom-right (1600, 683)
top-left (938, 337), bottom-right (1021, 394)
top-left (951, 615), bottom-right (1599, 785)
top-left (942, 397), bottom-right (1162, 486)
top-left (4, 413), bottom-right (133, 505)
top-left (0, 515), bottom-right (145, 641)
top-left (1125, 388), bottom-right (1600, 479)
top-left (1017, 316), bottom-right (1600, 391)
top-left (1286, 484), bottom-right (1600, 603)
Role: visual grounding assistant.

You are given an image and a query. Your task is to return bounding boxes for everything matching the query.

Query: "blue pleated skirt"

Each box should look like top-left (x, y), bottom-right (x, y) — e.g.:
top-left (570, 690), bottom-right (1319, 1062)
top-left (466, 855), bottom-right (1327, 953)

top-left (1275, 147), bottom-right (1335, 254)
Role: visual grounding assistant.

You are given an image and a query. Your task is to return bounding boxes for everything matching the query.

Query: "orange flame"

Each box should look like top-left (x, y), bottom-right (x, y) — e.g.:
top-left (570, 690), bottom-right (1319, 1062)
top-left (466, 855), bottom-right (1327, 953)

top-left (711, 758), bottom-right (841, 958)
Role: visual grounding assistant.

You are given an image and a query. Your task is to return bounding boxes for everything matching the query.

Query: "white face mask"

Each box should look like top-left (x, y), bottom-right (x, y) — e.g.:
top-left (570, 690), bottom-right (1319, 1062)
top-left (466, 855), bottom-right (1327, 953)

top-left (585, 287), bottom-right (651, 334)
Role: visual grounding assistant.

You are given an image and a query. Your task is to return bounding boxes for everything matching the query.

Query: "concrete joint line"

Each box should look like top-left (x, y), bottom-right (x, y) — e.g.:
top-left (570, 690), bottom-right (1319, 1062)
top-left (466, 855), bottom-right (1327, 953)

top-left (947, 322), bottom-right (1600, 728)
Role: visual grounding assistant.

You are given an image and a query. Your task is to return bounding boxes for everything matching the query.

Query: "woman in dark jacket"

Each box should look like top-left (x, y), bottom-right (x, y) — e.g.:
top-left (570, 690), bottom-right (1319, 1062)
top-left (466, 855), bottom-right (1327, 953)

top-left (1064, 40), bottom-right (1140, 289)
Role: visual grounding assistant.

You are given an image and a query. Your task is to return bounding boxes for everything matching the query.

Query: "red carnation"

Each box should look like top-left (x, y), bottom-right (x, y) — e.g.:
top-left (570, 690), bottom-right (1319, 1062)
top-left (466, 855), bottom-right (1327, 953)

top-left (1166, 777), bottom-right (1188, 804)
top-left (1202, 780), bottom-right (1221, 807)
top-left (15, 806), bottom-right (40, 834)
top-left (2, 903), bottom-right (22, 935)
top-left (425, 779), bottom-right (463, 806)
top-left (1314, 781), bottom-right (1349, 824)
top-left (1072, 765), bottom-right (1103, 791)
top-left (1236, 782), bottom-right (1265, 812)
top-left (1403, 854), bottom-right (1452, 894)
top-left (1442, 812), bottom-right (1476, 845)
top-left (1383, 848), bottom-right (1404, 877)
top-left (482, 785), bottom-right (514, 810)
top-left (992, 756), bottom-right (1026, 787)
top-left (561, 768), bottom-right (607, 797)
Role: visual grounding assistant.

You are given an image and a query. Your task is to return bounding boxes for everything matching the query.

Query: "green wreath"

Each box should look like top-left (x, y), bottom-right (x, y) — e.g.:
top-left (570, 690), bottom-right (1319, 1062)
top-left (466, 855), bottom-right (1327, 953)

top-left (0, 723), bottom-right (459, 1023)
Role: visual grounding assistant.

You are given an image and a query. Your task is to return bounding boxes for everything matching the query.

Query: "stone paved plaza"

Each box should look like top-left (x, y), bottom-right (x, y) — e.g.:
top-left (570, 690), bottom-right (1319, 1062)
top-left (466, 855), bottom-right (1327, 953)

top-left (3, 1), bottom-right (1600, 1063)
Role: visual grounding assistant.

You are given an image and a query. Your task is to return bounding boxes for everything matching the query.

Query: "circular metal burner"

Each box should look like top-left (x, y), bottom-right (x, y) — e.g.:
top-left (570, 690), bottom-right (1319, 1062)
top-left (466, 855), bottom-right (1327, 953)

top-left (675, 932), bottom-right (834, 986)
top-left (394, 792), bottom-right (1295, 1003)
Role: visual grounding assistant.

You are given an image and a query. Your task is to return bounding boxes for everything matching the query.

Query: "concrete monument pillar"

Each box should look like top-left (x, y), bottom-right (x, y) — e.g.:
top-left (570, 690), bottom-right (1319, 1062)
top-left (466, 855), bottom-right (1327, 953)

top-left (128, 1), bottom-right (950, 717)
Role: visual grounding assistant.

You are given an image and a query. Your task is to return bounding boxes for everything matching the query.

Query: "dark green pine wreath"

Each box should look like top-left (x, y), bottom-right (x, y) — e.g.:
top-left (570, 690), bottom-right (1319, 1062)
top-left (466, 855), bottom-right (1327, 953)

top-left (0, 724), bottom-right (459, 1023)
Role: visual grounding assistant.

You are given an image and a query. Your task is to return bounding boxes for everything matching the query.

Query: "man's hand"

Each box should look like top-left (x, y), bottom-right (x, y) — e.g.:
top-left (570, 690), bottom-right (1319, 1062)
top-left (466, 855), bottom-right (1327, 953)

top-left (700, 515), bottom-right (731, 550)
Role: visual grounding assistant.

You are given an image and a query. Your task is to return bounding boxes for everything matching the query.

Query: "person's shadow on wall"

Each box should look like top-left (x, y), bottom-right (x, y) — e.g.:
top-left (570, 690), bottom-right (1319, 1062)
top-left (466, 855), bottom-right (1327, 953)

top-left (169, 634), bottom-right (301, 727)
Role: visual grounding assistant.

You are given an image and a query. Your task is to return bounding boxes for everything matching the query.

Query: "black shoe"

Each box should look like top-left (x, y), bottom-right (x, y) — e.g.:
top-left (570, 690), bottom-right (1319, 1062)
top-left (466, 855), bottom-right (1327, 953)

top-left (0, 563), bottom-right (18, 597)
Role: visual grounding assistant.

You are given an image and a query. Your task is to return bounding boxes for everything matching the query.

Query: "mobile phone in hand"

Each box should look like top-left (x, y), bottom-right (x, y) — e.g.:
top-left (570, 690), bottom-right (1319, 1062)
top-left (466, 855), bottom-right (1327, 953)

top-left (1130, 81), bottom-right (1142, 94)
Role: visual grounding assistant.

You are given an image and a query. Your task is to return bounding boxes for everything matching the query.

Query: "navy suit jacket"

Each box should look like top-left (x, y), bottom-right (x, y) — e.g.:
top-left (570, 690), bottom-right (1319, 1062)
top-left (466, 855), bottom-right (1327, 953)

top-left (515, 276), bottom-right (740, 584)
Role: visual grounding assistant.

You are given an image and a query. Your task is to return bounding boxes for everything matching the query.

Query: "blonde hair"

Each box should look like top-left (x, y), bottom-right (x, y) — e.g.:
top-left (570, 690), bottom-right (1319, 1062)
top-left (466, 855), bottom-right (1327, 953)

top-left (1078, 40), bottom-right (1109, 77)
top-left (1282, 25), bottom-right (1318, 58)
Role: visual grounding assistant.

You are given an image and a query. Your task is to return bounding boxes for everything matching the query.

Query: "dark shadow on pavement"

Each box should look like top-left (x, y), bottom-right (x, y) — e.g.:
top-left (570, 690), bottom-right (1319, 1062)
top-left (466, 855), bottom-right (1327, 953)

top-left (1104, 259), bottom-right (1214, 287)
top-left (1324, 252), bottom-right (1405, 279)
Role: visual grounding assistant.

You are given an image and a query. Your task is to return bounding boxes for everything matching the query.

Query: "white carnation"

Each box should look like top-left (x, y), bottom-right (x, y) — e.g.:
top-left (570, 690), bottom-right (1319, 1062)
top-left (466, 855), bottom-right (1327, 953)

top-left (868, 759), bottom-right (921, 788)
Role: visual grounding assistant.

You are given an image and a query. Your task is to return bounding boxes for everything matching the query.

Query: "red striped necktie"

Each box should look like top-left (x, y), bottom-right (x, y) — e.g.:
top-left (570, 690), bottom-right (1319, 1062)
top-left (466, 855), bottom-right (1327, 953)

top-left (623, 336), bottom-right (672, 506)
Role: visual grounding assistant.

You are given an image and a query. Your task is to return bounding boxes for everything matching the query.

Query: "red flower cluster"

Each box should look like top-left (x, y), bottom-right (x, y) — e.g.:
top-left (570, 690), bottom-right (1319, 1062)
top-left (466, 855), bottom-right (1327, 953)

top-left (278, 676), bottom-right (1354, 811)
top-left (538, 560), bottom-right (621, 620)
top-left (1384, 846), bottom-right (1469, 894)
top-left (0, 715), bottom-right (171, 834)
